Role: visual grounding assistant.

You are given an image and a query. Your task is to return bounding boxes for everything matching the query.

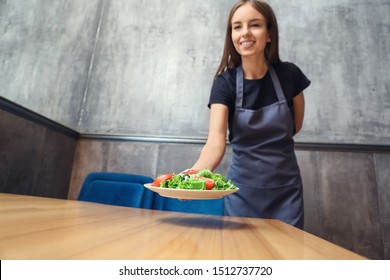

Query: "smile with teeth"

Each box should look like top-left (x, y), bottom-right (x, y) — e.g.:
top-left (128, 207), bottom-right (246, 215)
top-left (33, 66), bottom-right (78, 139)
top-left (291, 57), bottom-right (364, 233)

top-left (240, 40), bottom-right (255, 47)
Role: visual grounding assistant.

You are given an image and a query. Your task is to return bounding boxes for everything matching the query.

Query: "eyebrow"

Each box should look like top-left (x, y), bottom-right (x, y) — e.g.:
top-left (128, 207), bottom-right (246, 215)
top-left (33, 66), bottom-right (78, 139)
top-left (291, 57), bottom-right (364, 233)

top-left (231, 18), bottom-right (264, 25)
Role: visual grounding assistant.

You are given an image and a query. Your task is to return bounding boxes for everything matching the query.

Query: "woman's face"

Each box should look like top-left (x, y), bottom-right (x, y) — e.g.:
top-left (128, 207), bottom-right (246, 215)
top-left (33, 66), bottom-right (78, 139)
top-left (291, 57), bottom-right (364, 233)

top-left (231, 3), bottom-right (270, 61)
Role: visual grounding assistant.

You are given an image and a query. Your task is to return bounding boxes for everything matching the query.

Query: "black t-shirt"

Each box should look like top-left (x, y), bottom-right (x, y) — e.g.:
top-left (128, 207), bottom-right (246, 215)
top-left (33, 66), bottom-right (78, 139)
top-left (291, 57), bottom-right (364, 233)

top-left (208, 61), bottom-right (311, 136)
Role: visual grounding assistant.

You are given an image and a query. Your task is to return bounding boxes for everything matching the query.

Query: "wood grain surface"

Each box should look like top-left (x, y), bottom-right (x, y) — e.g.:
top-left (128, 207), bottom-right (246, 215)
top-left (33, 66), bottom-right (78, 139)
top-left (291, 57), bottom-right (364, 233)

top-left (0, 193), bottom-right (367, 260)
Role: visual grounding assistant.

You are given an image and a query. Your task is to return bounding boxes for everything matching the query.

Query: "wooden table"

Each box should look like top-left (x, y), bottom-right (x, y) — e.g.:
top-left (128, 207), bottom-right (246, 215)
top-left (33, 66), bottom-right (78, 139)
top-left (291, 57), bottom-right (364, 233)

top-left (0, 193), bottom-right (367, 260)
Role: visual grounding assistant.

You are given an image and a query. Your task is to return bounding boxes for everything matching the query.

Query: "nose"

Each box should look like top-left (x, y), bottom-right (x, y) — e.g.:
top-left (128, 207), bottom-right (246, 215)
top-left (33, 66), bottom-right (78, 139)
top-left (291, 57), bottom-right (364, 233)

top-left (242, 27), bottom-right (251, 37)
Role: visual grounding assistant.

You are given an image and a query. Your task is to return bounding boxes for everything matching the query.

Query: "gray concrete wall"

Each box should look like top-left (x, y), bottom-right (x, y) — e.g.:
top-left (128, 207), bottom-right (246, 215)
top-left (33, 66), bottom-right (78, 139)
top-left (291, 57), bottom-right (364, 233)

top-left (1, 0), bottom-right (389, 145)
top-left (274, 0), bottom-right (390, 145)
top-left (0, 0), bottom-right (102, 128)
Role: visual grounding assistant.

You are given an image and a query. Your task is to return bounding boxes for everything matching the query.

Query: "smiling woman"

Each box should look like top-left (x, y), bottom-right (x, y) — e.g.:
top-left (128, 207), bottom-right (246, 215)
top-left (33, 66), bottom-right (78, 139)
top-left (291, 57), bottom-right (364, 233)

top-left (189, 0), bottom-right (311, 229)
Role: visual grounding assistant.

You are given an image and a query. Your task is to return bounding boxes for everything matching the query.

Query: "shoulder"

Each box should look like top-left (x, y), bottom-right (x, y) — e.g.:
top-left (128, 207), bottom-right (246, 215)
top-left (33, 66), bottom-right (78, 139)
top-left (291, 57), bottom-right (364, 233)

top-left (213, 68), bottom-right (236, 92)
top-left (272, 61), bottom-right (311, 94)
top-left (216, 68), bottom-right (236, 83)
top-left (273, 61), bottom-right (305, 78)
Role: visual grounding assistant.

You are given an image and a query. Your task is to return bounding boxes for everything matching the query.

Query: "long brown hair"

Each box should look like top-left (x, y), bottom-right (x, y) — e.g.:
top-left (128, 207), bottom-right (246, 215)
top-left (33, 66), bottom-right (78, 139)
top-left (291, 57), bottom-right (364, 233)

top-left (214, 0), bottom-right (281, 78)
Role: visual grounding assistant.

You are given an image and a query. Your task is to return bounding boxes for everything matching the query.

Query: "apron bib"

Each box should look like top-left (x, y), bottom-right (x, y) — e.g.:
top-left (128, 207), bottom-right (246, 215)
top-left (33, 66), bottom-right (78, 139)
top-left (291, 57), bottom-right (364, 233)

top-left (225, 65), bottom-right (304, 228)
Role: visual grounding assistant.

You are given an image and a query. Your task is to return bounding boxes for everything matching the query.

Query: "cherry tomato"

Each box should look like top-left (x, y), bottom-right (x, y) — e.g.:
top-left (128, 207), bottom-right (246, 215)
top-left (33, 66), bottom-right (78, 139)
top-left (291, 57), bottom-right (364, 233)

top-left (201, 177), bottom-right (215, 190)
top-left (151, 173), bottom-right (173, 187)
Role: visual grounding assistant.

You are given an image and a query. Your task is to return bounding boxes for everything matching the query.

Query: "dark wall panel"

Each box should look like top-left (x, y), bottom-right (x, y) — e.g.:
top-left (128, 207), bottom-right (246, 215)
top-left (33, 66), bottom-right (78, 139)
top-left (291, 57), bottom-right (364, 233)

top-left (68, 140), bottom-right (159, 199)
top-left (297, 151), bottom-right (322, 233)
top-left (374, 154), bottom-right (390, 260)
top-left (0, 109), bottom-right (77, 198)
top-left (315, 152), bottom-right (383, 259)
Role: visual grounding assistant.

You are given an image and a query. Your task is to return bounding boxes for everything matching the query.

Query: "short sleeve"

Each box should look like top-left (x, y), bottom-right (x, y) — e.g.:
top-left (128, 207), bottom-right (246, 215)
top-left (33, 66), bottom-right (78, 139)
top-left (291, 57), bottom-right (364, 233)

top-left (208, 73), bottom-right (235, 109)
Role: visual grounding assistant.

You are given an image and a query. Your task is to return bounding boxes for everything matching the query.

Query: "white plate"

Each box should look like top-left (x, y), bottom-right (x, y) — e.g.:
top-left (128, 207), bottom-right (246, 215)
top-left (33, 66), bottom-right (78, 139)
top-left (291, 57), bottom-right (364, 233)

top-left (144, 184), bottom-right (239, 200)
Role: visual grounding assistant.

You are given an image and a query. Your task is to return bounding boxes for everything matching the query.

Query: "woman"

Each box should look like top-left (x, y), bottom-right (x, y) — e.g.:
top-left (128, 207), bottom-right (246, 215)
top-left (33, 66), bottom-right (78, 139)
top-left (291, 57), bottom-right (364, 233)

top-left (190, 0), bottom-right (311, 229)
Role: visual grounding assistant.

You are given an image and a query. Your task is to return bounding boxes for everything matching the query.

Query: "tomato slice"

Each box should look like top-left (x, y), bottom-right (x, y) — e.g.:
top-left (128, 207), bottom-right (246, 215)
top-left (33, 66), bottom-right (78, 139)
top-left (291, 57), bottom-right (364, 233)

top-left (184, 169), bottom-right (198, 175)
top-left (151, 173), bottom-right (173, 187)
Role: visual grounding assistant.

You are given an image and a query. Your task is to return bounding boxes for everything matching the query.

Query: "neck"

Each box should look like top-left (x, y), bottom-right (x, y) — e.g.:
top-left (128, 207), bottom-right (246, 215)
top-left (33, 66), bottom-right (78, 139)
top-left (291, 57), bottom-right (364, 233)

top-left (241, 56), bottom-right (268, 79)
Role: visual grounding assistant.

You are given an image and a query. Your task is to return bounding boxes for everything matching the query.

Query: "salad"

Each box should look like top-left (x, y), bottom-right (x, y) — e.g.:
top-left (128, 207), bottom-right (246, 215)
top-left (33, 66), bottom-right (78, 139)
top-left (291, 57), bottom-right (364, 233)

top-left (151, 168), bottom-right (237, 190)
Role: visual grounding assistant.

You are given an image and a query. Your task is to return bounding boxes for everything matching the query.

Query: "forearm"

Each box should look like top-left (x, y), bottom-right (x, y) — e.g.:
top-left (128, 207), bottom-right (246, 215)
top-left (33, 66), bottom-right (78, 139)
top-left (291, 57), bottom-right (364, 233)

top-left (191, 141), bottom-right (226, 172)
top-left (192, 103), bottom-right (228, 171)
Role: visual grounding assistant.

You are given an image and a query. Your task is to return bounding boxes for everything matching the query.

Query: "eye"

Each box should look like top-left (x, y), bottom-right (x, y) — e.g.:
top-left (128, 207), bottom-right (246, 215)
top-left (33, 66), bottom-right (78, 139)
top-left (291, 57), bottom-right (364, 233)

top-left (232, 25), bottom-right (241, 30)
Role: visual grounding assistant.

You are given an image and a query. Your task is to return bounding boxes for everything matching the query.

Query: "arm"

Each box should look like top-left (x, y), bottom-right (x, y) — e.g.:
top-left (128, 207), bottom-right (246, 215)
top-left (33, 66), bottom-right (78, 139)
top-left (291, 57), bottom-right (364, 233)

top-left (293, 92), bottom-right (305, 134)
top-left (191, 104), bottom-right (229, 171)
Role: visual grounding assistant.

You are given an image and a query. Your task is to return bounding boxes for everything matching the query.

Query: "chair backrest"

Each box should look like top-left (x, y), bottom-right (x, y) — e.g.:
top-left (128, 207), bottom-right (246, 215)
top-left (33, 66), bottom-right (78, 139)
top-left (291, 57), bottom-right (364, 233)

top-left (78, 172), bottom-right (155, 209)
top-left (153, 195), bottom-right (224, 216)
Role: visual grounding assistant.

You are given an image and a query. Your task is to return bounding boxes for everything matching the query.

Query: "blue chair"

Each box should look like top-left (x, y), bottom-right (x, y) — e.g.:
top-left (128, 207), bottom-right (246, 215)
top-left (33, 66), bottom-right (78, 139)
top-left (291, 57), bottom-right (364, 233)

top-left (78, 172), bottom-right (155, 209)
top-left (153, 195), bottom-right (225, 216)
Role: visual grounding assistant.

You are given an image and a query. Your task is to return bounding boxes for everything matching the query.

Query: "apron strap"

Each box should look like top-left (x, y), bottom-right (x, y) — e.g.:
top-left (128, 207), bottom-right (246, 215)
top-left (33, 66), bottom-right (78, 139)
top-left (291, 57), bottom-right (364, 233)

top-left (269, 66), bottom-right (285, 102)
top-left (235, 65), bottom-right (244, 108)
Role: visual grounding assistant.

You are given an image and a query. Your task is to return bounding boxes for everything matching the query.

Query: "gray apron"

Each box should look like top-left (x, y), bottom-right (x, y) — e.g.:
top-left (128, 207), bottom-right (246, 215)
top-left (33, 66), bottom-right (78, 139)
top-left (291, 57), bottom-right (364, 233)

top-left (225, 64), bottom-right (304, 229)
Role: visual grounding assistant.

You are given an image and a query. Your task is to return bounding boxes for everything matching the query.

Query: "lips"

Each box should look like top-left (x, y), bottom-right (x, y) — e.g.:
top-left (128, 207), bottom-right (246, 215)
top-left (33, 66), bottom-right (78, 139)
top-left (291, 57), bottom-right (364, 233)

top-left (240, 40), bottom-right (255, 47)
